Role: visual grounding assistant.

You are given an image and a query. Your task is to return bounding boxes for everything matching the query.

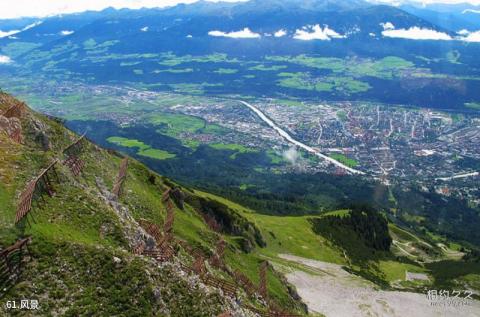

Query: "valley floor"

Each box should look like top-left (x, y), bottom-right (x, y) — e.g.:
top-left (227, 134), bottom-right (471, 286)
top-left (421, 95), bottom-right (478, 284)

top-left (277, 254), bottom-right (480, 317)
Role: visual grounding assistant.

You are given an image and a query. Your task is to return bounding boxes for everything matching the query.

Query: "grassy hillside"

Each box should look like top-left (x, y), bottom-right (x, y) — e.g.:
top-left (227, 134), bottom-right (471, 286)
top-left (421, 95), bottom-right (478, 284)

top-left (0, 93), bottom-right (306, 316)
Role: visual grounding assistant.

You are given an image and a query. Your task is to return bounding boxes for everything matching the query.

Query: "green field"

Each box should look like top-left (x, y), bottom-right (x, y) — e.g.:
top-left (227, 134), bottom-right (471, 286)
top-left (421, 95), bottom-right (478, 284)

top-left (329, 153), bottom-right (359, 167)
top-left (107, 136), bottom-right (176, 160)
top-left (248, 64), bottom-right (287, 71)
top-left (214, 68), bottom-right (238, 74)
top-left (465, 102), bottom-right (480, 110)
top-left (153, 68), bottom-right (194, 73)
top-left (277, 72), bottom-right (370, 94)
top-left (209, 143), bottom-right (256, 159)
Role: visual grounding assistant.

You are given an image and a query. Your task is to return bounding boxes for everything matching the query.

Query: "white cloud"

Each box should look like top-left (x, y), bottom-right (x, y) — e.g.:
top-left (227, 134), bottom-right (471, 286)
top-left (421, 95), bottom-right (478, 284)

top-left (293, 24), bottom-right (345, 41)
top-left (382, 26), bottom-right (452, 40)
top-left (186, 34), bottom-right (193, 38)
top-left (380, 22), bottom-right (395, 30)
top-left (0, 30), bottom-right (20, 38)
top-left (208, 27), bottom-right (260, 38)
top-left (460, 30), bottom-right (480, 42)
top-left (0, 21), bottom-right (42, 38)
top-left (140, 26), bottom-right (149, 32)
top-left (0, 55), bottom-right (12, 64)
top-left (60, 30), bottom-right (74, 35)
top-left (283, 147), bottom-right (300, 165)
top-left (274, 29), bottom-right (287, 37)
top-left (458, 29), bottom-right (470, 35)
top-left (462, 9), bottom-right (480, 14)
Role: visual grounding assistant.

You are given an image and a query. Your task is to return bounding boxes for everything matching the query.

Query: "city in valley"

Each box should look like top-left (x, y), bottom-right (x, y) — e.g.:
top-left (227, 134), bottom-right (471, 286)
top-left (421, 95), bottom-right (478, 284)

top-left (8, 80), bottom-right (479, 204)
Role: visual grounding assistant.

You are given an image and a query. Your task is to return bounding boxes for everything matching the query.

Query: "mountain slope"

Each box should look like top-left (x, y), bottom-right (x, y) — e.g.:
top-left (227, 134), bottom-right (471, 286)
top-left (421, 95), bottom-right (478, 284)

top-left (0, 93), bottom-right (306, 316)
top-left (1, 93), bottom-right (479, 315)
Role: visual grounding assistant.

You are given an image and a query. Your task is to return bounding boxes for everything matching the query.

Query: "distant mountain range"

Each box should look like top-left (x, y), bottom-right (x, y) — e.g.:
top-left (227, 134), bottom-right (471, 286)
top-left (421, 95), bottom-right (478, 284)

top-left (0, 0), bottom-right (479, 110)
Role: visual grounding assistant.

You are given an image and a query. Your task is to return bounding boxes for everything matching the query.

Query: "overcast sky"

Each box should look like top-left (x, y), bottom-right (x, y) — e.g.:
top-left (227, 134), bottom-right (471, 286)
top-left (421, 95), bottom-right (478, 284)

top-left (0, 0), bottom-right (479, 19)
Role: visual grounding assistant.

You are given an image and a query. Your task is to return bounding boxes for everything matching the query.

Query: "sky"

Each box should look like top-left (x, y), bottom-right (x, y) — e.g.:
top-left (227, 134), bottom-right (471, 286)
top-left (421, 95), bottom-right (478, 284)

top-left (0, 0), bottom-right (479, 19)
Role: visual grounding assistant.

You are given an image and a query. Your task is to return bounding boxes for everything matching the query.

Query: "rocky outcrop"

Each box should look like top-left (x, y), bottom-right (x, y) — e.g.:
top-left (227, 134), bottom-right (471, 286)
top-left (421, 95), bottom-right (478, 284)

top-left (95, 177), bottom-right (155, 251)
top-left (0, 115), bottom-right (23, 143)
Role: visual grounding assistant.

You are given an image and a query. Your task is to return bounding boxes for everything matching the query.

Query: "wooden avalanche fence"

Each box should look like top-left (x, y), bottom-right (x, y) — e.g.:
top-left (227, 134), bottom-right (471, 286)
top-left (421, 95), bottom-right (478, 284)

top-left (162, 189), bottom-right (175, 234)
top-left (15, 160), bottom-right (59, 225)
top-left (201, 274), bottom-right (237, 298)
top-left (112, 158), bottom-right (128, 198)
top-left (233, 270), bottom-right (257, 296)
top-left (1, 98), bottom-right (25, 119)
top-left (138, 219), bottom-right (163, 243)
top-left (259, 261), bottom-right (268, 300)
top-left (0, 237), bottom-right (31, 295)
top-left (63, 133), bottom-right (86, 177)
top-left (209, 238), bottom-right (226, 269)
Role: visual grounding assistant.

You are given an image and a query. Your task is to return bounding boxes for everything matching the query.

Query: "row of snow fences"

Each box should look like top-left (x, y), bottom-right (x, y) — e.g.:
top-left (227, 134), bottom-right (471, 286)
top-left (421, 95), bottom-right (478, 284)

top-left (62, 133), bottom-right (86, 158)
top-left (15, 133), bottom-right (89, 225)
top-left (259, 261), bottom-right (269, 300)
top-left (143, 245), bottom-right (176, 262)
top-left (0, 237), bottom-right (31, 297)
top-left (138, 219), bottom-right (163, 243)
top-left (1, 101), bottom-right (24, 119)
top-left (132, 241), bottom-right (146, 255)
top-left (62, 133), bottom-right (87, 177)
top-left (15, 160), bottom-right (59, 225)
top-left (112, 158), bottom-right (128, 198)
top-left (63, 156), bottom-right (85, 177)
top-left (9, 126), bottom-right (23, 144)
top-left (209, 238), bottom-right (226, 269)
top-left (201, 274), bottom-right (238, 298)
top-left (163, 192), bottom-right (175, 234)
top-left (233, 270), bottom-right (257, 297)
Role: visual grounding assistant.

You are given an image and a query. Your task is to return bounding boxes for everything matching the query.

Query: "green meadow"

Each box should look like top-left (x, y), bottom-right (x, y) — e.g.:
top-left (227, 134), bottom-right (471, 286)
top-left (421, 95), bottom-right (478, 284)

top-left (107, 136), bottom-right (176, 160)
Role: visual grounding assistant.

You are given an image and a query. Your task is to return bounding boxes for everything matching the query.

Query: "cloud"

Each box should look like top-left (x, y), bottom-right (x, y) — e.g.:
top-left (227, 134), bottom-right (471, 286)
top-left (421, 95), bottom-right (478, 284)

top-left (208, 27), bottom-right (260, 38)
top-left (460, 30), bottom-right (480, 42)
top-left (293, 24), bottom-right (345, 41)
top-left (60, 30), bottom-right (74, 35)
top-left (283, 147), bottom-right (300, 165)
top-left (380, 22), bottom-right (395, 30)
top-left (463, 9), bottom-right (480, 14)
top-left (0, 21), bottom-right (43, 38)
top-left (0, 55), bottom-right (12, 64)
top-left (382, 26), bottom-right (452, 40)
top-left (140, 26), bottom-right (149, 32)
top-left (274, 29), bottom-right (287, 37)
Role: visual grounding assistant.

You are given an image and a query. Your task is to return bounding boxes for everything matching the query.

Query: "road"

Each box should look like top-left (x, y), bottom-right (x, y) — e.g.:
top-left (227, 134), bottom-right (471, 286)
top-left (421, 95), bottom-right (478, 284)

top-left (238, 100), bottom-right (366, 175)
top-left (435, 171), bottom-right (479, 181)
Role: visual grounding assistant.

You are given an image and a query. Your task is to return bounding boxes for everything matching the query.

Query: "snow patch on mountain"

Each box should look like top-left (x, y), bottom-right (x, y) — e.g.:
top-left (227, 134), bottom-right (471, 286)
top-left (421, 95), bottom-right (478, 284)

top-left (293, 25), bottom-right (345, 41)
top-left (208, 28), bottom-right (261, 39)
